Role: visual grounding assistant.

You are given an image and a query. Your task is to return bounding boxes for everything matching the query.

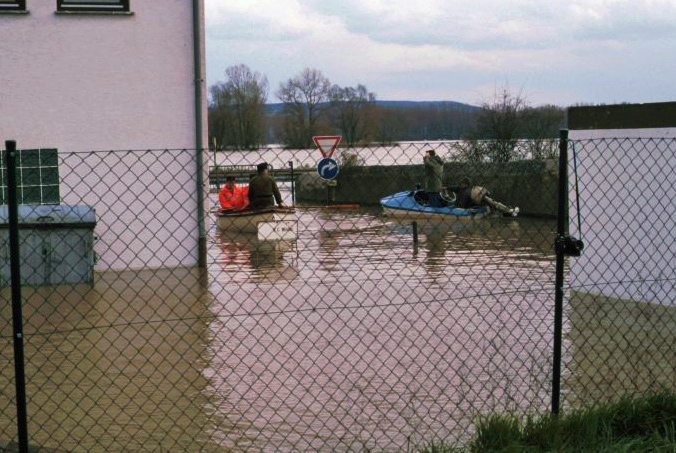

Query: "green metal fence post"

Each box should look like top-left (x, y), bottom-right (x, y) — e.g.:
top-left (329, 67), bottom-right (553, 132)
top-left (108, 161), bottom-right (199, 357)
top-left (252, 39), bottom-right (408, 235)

top-left (5, 140), bottom-right (29, 453)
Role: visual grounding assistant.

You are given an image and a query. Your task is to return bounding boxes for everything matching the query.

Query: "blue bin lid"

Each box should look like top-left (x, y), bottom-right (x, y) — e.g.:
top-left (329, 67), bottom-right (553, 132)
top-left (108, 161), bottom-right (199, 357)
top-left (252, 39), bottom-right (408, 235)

top-left (0, 204), bottom-right (96, 227)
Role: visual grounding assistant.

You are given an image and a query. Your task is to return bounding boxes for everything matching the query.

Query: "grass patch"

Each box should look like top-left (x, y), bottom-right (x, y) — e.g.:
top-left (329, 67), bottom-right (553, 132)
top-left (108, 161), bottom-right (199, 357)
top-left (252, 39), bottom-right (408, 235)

top-left (419, 390), bottom-right (676, 452)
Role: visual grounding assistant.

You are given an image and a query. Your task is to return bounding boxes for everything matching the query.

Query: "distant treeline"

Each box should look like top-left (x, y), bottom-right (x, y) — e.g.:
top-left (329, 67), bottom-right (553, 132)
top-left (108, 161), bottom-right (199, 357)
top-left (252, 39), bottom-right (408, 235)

top-left (208, 65), bottom-right (566, 150)
top-left (264, 100), bottom-right (482, 144)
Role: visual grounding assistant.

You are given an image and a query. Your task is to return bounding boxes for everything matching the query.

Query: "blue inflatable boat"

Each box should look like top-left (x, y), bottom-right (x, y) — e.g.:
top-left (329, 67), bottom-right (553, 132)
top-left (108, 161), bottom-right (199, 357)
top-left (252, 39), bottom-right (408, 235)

top-left (380, 190), bottom-right (489, 222)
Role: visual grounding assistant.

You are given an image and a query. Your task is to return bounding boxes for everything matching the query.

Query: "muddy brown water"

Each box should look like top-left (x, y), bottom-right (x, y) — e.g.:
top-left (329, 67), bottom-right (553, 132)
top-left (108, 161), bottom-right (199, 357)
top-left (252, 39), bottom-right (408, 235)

top-left (5, 197), bottom-right (629, 452)
top-left (203, 210), bottom-right (558, 452)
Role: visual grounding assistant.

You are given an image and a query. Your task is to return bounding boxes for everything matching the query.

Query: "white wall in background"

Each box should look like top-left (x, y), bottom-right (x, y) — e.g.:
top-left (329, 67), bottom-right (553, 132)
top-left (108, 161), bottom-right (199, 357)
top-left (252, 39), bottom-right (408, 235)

top-left (569, 128), bottom-right (676, 305)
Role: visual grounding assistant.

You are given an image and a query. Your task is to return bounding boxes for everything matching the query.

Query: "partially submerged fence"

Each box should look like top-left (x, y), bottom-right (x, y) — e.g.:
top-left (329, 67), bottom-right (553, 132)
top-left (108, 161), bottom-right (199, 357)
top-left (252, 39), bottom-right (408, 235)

top-left (564, 137), bottom-right (676, 407)
top-left (1, 137), bottom-right (674, 452)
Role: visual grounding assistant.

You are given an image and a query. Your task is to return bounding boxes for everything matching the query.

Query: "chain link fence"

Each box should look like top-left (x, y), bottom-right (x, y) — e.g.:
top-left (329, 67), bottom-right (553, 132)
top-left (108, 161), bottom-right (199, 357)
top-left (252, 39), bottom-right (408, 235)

top-left (564, 137), bottom-right (676, 409)
top-left (0, 137), bottom-right (674, 451)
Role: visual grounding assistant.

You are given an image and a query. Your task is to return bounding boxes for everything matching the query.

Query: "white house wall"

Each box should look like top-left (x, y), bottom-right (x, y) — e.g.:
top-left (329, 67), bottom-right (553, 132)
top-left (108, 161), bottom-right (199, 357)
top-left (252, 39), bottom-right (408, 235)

top-left (60, 150), bottom-right (199, 270)
top-left (569, 127), bottom-right (676, 306)
top-left (0, 0), bottom-right (208, 270)
top-left (0, 1), bottom-right (206, 151)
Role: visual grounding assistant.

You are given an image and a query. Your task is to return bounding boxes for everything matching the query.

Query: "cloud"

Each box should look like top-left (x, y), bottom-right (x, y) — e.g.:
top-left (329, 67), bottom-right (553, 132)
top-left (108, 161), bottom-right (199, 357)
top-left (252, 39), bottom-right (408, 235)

top-left (204, 0), bottom-right (676, 105)
top-left (302, 0), bottom-right (676, 49)
top-left (205, 1), bottom-right (320, 42)
top-left (301, 0), bottom-right (558, 49)
top-left (566, 0), bottom-right (676, 41)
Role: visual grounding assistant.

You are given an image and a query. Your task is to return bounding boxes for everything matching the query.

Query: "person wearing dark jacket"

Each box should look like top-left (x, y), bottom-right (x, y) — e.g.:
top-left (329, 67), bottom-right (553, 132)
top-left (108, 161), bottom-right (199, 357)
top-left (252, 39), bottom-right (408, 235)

top-left (248, 162), bottom-right (283, 208)
top-left (445, 178), bottom-right (519, 216)
top-left (445, 177), bottom-right (473, 208)
top-left (423, 149), bottom-right (445, 207)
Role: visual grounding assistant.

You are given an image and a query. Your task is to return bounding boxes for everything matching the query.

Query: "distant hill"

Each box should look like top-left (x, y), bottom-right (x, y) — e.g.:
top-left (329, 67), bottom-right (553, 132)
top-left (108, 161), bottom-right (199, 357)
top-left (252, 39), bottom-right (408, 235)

top-left (375, 100), bottom-right (481, 111)
top-left (265, 100), bottom-right (480, 115)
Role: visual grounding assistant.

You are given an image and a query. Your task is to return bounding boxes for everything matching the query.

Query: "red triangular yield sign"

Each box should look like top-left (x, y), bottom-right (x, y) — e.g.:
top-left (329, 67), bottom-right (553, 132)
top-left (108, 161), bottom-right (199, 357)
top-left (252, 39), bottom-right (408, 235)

top-left (313, 136), bottom-right (342, 158)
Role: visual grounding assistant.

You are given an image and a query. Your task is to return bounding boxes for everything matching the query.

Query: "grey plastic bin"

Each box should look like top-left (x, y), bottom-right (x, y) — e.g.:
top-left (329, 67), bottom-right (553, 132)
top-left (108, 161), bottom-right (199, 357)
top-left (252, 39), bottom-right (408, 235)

top-left (0, 205), bottom-right (97, 286)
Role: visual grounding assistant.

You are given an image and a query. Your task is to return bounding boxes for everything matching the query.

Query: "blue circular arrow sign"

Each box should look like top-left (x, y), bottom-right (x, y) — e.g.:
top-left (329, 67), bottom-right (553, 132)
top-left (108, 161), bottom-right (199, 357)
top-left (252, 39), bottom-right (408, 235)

top-left (317, 157), bottom-right (340, 180)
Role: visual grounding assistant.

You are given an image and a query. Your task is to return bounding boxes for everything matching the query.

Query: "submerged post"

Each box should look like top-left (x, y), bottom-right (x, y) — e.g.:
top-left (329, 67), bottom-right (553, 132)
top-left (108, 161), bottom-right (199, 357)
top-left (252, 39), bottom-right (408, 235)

top-left (412, 221), bottom-right (419, 245)
top-left (5, 140), bottom-right (29, 453)
top-left (288, 160), bottom-right (295, 205)
top-left (552, 129), bottom-right (569, 416)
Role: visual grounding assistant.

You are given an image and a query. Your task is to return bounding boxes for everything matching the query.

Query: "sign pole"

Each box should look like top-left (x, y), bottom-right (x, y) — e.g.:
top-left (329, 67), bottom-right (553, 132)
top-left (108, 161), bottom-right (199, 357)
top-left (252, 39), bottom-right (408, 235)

top-left (313, 136), bottom-right (342, 207)
top-left (288, 161), bottom-right (295, 206)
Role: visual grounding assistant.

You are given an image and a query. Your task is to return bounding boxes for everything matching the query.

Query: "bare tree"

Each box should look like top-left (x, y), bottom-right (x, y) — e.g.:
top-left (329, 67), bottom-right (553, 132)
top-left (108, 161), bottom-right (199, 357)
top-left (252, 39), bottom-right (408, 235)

top-left (473, 86), bottom-right (527, 162)
top-left (328, 84), bottom-right (376, 147)
top-left (521, 104), bottom-right (566, 159)
top-left (465, 86), bottom-right (566, 161)
top-left (208, 64), bottom-right (268, 150)
top-left (373, 107), bottom-right (406, 145)
top-left (276, 68), bottom-right (331, 148)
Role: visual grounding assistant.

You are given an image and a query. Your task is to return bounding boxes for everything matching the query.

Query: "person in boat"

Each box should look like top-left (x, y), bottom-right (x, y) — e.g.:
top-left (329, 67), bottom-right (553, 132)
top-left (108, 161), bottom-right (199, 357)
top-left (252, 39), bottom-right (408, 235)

top-left (218, 175), bottom-right (249, 211)
top-left (445, 177), bottom-right (519, 216)
top-left (248, 162), bottom-right (284, 209)
top-left (423, 149), bottom-right (445, 207)
top-left (445, 176), bottom-right (474, 208)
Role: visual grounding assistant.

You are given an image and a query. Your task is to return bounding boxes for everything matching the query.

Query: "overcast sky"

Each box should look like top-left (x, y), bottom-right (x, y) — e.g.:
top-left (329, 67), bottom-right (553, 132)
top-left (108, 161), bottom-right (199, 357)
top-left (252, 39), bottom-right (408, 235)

top-left (205, 0), bottom-right (676, 107)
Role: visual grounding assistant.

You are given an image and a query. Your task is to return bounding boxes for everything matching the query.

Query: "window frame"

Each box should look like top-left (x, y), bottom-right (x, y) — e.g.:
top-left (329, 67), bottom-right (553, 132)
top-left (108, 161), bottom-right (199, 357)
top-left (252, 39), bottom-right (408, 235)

top-left (0, 0), bottom-right (26, 12)
top-left (56, 0), bottom-right (129, 13)
top-left (0, 148), bottom-right (60, 206)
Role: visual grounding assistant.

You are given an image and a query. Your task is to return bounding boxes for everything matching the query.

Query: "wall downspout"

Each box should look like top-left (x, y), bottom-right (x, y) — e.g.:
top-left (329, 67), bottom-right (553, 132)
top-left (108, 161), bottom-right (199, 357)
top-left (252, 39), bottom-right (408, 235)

top-left (192, 0), bottom-right (207, 268)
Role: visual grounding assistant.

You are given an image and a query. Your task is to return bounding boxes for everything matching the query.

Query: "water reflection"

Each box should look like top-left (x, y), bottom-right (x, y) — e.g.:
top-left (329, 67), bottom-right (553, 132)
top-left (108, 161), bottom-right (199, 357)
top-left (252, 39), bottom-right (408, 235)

top-left (213, 230), bottom-right (298, 284)
top-left (386, 216), bottom-right (553, 286)
top-left (422, 225), bottom-right (449, 279)
top-left (0, 268), bottom-right (217, 452)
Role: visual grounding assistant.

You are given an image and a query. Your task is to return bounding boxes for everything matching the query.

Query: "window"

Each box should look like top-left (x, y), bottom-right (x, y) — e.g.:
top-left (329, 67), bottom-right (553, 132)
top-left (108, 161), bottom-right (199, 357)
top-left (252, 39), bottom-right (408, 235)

top-left (57, 0), bottom-right (129, 13)
top-left (0, 149), bottom-right (60, 205)
top-left (0, 0), bottom-right (26, 12)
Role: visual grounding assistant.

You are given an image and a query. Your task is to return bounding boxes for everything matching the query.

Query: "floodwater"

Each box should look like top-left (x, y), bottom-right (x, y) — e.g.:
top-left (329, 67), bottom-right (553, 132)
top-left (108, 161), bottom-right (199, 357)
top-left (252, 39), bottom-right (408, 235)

top-left (210, 143), bottom-right (449, 169)
top-left (209, 140), bottom-right (550, 170)
top-left (205, 207), bottom-right (558, 452)
top-left (1, 191), bottom-right (562, 452)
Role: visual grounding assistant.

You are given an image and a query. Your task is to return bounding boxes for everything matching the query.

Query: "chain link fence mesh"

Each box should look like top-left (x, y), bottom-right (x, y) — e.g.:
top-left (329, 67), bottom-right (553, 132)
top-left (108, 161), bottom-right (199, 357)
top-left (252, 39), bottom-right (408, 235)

top-left (0, 138), bottom-right (673, 451)
top-left (565, 137), bottom-right (676, 410)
